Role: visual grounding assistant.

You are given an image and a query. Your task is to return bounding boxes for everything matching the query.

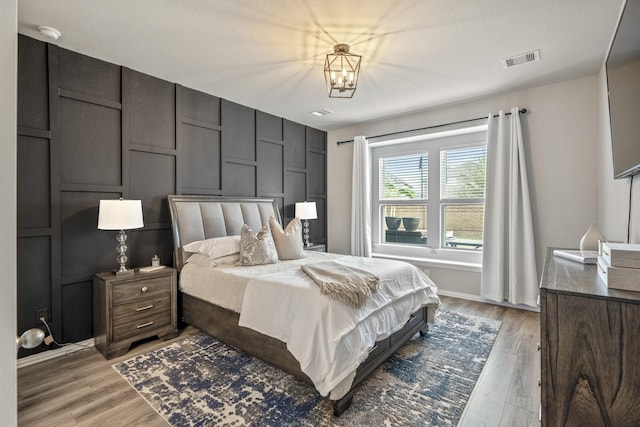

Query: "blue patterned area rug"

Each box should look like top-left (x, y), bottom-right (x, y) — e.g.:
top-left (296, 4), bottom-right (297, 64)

top-left (113, 309), bottom-right (501, 426)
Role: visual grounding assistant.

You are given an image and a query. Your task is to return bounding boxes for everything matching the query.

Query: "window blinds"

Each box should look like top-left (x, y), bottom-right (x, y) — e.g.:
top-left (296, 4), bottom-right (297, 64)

top-left (440, 146), bottom-right (486, 199)
top-left (379, 153), bottom-right (428, 200)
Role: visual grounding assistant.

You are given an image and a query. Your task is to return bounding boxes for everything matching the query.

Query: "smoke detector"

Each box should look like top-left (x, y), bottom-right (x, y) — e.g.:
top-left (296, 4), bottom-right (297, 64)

top-left (38, 26), bottom-right (61, 40)
top-left (502, 50), bottom-right (540, 68)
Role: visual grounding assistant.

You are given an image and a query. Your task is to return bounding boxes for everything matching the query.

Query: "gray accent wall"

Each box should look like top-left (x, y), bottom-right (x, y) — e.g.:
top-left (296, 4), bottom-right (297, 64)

top-left (16, 35), bottom-right (327, 356)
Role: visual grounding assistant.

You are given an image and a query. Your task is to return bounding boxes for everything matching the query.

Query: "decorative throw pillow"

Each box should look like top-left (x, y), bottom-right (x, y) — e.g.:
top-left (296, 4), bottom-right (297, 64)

top-left (269, 216), bottom-right (305, 260)
top-left (183, 235), bottom-right (240, 259)
top-left (239, 223), bottom-right (278, 265)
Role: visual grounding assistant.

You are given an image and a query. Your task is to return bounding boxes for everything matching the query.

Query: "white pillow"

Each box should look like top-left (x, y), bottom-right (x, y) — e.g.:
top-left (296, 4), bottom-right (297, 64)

top-left (269, 216), bottom-right (305, 260)
top-left (183, 235), bottom-right (240, 259)
top-left (239, 224), bottom-right (278, 266)
top-left (184, 253), bottom-right (217, 268)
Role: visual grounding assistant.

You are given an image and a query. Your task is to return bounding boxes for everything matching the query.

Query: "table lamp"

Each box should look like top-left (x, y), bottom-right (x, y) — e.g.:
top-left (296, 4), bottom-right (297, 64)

top-left (295, 201), bottom-right (317, 247)
top-left (98, 198), bottom-right (144, 276)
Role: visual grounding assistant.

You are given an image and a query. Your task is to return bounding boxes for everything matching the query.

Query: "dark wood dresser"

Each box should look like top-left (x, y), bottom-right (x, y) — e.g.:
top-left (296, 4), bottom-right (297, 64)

top-left (540, 248), bottom-right (640, 426)
top-left (93, 267), bottom-right (179, 359)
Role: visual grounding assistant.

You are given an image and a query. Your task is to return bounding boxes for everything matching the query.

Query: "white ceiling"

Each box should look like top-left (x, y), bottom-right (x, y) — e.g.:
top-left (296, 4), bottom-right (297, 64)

top-left (18, 0), bottom-right (623, 131)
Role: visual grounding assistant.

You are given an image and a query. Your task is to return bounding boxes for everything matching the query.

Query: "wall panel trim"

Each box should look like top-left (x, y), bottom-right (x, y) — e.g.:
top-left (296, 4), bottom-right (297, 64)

top-left (60, 184), bottom-right (123, 193)
top-left (58, 88), bottom-right (122, 110)
top-left (17, 127), bottom-right (51, 139)
top-left (182, 117), bottom-right (221, 131)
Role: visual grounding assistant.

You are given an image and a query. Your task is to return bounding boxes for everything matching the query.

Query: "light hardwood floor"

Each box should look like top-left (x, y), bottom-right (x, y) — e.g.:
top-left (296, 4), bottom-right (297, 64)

top-left (17, 296), bottom-right (540, 426)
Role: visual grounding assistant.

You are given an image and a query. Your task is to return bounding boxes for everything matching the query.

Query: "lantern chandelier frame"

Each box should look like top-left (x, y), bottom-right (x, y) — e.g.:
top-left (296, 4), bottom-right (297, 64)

top-left (324, 43), bottom-right (361, 98)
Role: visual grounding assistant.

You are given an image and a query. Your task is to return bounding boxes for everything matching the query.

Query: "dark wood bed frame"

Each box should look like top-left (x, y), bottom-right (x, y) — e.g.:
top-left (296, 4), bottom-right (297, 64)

top-left (167, 195), bottom-right (437, 416)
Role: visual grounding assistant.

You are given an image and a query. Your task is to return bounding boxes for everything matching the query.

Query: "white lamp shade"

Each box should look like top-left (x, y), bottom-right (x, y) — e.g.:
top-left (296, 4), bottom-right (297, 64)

top-left (295, 201), bottom-right (317, 220)
top-left (97, 199), bottom-right (144, 230)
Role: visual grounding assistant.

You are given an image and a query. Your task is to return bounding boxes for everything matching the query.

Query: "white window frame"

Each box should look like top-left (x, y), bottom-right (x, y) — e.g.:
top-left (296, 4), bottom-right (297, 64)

top-left (371, 125), bottom-right (488, 265)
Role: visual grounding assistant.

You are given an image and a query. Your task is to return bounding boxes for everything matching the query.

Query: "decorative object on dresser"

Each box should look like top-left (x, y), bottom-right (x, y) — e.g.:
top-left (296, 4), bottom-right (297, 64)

top-left (97, 198), bottom-right (144, 277)
top-left (597, 242), bottom-right (640, 291)
top-left (540, 247), bottom-right (640, 426)
top-left (552, 249), bottom-right (598, 264)
top-left (93, 267), bottom-right (179, 359)
top-left (579, 220), bottom-right (605, 252)
top-left (295, 201), bottom-right (318, 247)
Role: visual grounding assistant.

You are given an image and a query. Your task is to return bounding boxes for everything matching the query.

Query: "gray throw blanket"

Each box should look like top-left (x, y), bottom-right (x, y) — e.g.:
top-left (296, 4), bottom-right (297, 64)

top-left (301, 261), bottom-right (380, 308)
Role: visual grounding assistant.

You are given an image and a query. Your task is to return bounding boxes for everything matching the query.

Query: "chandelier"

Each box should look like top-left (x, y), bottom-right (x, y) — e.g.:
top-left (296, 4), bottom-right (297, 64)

top-left (324, 44), bottom-right (361, 98)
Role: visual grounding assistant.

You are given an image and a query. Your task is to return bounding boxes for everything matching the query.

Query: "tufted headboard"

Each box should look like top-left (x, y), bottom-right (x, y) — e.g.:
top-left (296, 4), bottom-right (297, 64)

top-left (167, 195), bottom-right (281, 271)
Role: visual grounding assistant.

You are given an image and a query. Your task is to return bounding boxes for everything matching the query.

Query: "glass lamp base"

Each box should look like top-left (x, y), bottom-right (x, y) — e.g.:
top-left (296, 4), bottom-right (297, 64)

top-left (303, 220), bottom-right (312, 247)
top-left (114, 268), bottom-right (134, 277)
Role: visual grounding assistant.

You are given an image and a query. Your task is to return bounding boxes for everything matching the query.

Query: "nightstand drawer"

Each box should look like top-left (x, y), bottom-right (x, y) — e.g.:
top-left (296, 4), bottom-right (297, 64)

top-left (113, 294), bottom-right (171, 325)
top-left (113, 309), bottom-right (171, 341)
top-left (112, 275), bottom-right (172, 304)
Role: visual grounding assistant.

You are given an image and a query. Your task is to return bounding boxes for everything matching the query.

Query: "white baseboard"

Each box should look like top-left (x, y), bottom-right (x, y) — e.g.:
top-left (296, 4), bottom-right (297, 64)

top-left (437, 289), bottom-right (486, 302)
top-left (438, 289), bottom-right (540, 312)
top-left (17, 338), bottom-right (95, 369)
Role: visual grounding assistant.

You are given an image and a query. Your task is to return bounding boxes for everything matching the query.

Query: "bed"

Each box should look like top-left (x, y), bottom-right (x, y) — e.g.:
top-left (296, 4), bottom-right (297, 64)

top-left (167, 195), bottom-right (440, 415)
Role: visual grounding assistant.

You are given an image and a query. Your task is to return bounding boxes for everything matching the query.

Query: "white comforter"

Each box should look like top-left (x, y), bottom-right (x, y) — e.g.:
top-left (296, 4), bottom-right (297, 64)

top-left (238, 255), bottom-right (440, 399)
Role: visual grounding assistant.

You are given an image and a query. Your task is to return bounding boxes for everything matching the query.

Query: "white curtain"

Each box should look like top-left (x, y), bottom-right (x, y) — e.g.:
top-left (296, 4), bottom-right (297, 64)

top-left (481, 108), bottom-right (538, 307)
top-left (351, 135), bottom-right (372, 257)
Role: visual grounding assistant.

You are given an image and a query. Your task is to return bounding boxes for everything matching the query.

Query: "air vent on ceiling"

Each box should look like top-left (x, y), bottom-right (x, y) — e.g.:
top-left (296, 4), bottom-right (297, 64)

top-left (502, 49), bottom-right (540, 68)
top-left (310, 108), bottom-right (334, 117)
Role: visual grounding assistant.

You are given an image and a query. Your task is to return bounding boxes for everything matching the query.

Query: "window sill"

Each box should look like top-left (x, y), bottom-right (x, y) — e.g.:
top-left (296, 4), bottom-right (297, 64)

top-left (372, 252), bottom-right (482, 273)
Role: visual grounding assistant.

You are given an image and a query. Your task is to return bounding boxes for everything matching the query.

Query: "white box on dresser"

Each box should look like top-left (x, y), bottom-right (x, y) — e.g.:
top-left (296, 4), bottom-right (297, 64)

top-left (598, 243), bottom-right (640, 292)
top-left (602, 242), bottom-right (640, 268)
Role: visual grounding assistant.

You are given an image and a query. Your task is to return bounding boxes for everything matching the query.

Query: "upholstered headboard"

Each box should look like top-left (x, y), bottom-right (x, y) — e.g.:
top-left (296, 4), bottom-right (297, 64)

top-left (167, 195), bottom-right (281, 270)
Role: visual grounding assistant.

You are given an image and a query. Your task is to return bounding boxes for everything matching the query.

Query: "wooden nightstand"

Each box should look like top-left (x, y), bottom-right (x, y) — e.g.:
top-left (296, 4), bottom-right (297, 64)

top-left (304, 244), bottom-right (326, 252)
top-left (93, 267), bottom-right (179, 359)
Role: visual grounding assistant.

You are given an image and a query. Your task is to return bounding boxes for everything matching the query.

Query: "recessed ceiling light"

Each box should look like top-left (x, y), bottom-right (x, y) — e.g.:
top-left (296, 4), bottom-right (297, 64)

top-left (38, 26), bottom-right (61, 40)
top-left (310, 108), bottom-right (334, 117)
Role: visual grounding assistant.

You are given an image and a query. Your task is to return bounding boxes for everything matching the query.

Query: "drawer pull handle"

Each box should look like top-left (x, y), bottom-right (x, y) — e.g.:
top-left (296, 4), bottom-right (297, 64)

top-left (537, 342), bottom-right (541, 351)
top-left (136, 321), bottom-right (154, 329)
top-left (136, 304), bottom-right (154, 312)
top-left (141, 286), bottom-right (148, 293)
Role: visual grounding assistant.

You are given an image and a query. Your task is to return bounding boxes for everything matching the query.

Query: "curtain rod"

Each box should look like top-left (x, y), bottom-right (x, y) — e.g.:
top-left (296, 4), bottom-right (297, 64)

top-left (336, 108), bottom-right (527, 145)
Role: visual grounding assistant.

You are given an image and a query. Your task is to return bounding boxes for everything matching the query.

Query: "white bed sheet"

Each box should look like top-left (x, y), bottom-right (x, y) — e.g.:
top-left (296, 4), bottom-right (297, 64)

top-left (179, 251), bottom-right (342, 312)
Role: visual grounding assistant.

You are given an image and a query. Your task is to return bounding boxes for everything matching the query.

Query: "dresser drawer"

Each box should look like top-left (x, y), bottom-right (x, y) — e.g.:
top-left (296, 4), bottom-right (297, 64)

top-left (112, 275), bottom-right (172, 304)
top-left (113, 308), bottom-right (171, 341)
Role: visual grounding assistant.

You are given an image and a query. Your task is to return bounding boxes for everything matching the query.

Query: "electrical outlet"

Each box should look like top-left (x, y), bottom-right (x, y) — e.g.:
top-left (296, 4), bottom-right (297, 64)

top-left (35, 308), bottom-right (48, 325)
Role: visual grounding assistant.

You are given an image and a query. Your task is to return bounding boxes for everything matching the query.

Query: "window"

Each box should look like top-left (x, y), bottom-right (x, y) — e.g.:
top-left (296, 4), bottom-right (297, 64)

top-left (379, 153), bottom-right (428, 246)
top-left (440, 146), bottom-right (486, 250)
top-left (371, 126), bottom-right (487, 260)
